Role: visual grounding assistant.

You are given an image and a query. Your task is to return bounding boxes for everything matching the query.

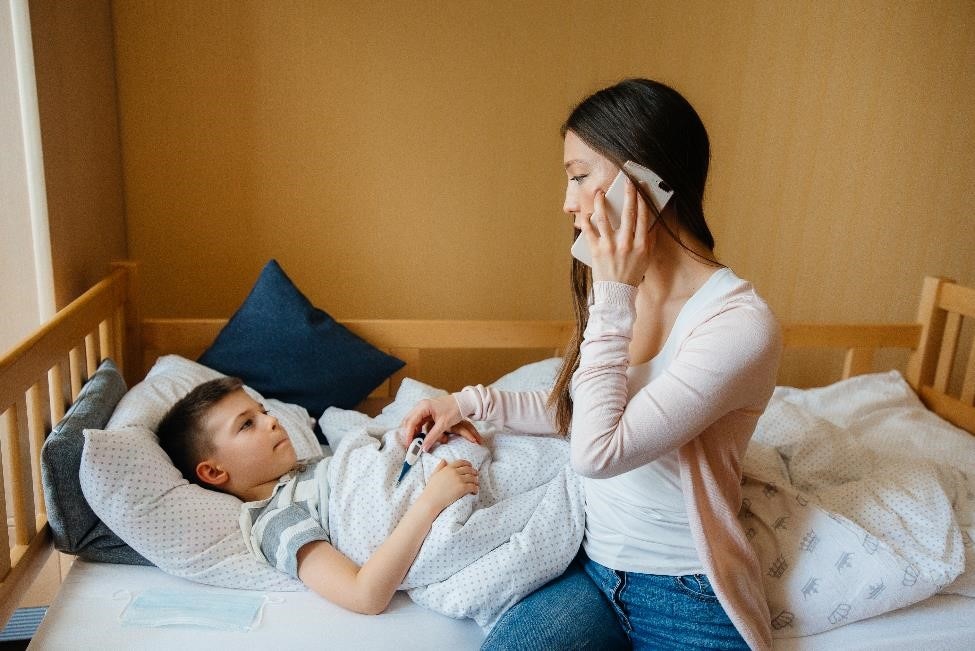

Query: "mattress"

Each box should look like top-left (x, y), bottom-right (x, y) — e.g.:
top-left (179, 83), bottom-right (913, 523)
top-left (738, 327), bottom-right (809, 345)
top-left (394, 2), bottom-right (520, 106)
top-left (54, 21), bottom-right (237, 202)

top-left (774, 593), bottom-right (975, 650)
top-left (29, 560), bottom-right (975, 650)
top-left (28, 560), bottom-right (484, 650)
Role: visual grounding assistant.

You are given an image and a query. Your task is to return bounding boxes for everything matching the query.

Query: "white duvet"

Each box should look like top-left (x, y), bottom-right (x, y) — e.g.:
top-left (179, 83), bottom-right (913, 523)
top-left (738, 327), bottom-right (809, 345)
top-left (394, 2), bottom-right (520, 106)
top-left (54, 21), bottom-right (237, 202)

top-left (318, 374), bottom-right (584, 630)
top-left (744, 371), bottom-right (975, 637)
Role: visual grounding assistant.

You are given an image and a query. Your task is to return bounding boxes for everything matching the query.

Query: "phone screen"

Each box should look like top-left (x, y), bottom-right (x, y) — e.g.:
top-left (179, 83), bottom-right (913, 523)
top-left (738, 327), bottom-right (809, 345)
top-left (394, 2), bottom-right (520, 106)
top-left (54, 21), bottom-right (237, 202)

top-left (570, 161), bottom-right (674, 267)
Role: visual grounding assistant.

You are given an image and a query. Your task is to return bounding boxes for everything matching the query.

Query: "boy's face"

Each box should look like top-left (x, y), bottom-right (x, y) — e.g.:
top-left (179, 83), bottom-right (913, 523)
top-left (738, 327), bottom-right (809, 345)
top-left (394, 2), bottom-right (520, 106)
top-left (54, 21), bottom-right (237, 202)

top-left (200, 388), bottom-right (297, 491)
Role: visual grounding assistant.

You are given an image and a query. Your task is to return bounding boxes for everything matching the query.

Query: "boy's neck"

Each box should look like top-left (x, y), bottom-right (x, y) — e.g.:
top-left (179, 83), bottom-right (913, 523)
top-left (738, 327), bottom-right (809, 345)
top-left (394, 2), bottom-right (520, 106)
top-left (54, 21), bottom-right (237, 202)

top-left (235, 477), bottom-right (284, 503)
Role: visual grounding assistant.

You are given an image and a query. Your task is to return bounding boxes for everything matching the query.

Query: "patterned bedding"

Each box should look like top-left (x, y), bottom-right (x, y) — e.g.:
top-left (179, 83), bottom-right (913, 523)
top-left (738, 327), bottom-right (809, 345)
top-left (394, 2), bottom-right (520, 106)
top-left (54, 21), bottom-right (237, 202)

top-left (320, 376), bottom-right (584, 629)
top-left (744, 371), bottom-right (974, 637)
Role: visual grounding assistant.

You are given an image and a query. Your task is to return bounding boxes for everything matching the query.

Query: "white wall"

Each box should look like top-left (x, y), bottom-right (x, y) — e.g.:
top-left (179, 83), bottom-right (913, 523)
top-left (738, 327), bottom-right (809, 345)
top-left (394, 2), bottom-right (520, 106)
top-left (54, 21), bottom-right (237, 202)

top-left (0, 0), bottom-right (52, 352)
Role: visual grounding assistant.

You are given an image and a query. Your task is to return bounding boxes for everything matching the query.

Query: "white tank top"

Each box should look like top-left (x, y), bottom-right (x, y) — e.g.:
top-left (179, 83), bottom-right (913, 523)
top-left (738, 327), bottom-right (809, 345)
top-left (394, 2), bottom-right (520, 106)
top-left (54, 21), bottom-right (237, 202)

top-left (581, 268), bottom-right (738, 575)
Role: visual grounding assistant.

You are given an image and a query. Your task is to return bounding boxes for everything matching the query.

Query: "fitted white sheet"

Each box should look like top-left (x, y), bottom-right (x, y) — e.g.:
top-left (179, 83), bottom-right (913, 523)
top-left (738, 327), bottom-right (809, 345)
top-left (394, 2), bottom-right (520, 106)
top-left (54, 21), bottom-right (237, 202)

top-left (29, 560), bottom-right (484, 650)
top-left (30, 559), bottom-right (975, 650)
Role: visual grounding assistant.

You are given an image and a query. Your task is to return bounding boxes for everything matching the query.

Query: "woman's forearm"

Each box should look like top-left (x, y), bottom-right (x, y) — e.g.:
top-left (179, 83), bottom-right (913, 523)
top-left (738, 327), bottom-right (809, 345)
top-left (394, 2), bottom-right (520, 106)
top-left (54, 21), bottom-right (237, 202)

top-left (453, 387), bottom-right (555, 434)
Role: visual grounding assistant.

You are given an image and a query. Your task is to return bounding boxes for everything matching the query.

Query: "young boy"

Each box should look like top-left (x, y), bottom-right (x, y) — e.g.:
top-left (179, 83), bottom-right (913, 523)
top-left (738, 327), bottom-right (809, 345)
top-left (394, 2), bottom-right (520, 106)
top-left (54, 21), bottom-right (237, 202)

top-left (157, 376), bottom-right (479, 616)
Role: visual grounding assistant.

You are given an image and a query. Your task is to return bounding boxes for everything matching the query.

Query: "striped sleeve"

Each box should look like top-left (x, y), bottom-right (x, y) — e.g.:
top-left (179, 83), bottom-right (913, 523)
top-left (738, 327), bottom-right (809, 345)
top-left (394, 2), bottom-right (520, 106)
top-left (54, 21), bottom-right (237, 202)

top-left (254, 502), bottom-right (329, 578)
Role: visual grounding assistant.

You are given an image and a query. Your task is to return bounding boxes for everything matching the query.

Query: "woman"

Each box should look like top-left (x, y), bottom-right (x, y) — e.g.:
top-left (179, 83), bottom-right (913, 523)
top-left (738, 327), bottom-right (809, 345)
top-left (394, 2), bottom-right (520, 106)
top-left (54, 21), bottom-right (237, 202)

top-left (401, 78), bottom-right (781, 650)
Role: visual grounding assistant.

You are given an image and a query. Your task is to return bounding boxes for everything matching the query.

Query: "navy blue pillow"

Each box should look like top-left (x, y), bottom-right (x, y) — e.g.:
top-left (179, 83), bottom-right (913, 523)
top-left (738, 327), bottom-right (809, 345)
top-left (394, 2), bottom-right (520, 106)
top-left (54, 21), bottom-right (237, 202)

top-left (198, 260), bottom-right (404, 421)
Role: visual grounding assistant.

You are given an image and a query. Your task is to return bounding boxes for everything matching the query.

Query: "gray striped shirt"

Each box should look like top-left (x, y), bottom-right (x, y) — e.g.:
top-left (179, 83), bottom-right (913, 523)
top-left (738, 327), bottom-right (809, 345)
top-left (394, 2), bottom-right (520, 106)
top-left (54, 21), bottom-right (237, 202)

top-left (239, 458), bottom-right (332, 578)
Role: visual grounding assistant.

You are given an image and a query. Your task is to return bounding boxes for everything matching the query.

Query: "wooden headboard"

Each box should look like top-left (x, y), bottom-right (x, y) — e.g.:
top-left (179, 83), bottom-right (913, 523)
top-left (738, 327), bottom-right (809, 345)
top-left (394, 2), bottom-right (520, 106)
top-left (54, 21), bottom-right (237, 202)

top-left (904, 276), bottom-right (975, 433)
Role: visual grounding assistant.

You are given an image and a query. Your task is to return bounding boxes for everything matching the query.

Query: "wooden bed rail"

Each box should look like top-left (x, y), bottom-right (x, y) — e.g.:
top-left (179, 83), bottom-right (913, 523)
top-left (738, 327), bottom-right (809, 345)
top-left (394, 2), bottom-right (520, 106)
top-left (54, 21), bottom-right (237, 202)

top-left (782, 323), bottom-right (922, 379)
top-left (142, 317), bottom-right (925, 390)
top-left (134, 272), bottom-right (971, 432)
top-left (905, 277), bottom-right (975, 433)
top-left (0, 262), bottom-right (136, 626)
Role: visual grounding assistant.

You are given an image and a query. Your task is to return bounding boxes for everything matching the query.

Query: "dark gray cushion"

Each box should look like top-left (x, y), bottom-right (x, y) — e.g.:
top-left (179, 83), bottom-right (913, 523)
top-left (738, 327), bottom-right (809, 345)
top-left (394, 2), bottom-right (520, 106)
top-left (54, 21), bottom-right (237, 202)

top-left (40, 359), bottom-right (151, 565)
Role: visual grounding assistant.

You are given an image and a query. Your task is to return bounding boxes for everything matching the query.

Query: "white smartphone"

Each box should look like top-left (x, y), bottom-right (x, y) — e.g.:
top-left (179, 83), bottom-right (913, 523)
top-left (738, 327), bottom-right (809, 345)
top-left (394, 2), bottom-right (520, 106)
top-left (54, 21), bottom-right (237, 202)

top-left (570, 160), bottom-right (674, 267)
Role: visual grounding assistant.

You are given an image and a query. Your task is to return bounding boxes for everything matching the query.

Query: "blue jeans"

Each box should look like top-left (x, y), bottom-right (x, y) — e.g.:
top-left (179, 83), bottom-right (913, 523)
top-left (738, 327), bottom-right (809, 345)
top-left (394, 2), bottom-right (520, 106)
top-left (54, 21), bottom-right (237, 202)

top-left (482, 552), bottom-right (748, 650)
top-left (584, 555), bottom-right (749, 650)
top-left (482, 552), bottom-right (629, 650)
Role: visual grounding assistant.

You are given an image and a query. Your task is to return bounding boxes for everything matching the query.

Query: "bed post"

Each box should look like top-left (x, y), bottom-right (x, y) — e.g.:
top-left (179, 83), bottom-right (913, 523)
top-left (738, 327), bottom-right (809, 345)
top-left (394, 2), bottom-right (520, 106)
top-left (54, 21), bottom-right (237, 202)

top-left (111, 261), bottom-right (142, 388)
top-left (905, 276), bottom-right (950, 391)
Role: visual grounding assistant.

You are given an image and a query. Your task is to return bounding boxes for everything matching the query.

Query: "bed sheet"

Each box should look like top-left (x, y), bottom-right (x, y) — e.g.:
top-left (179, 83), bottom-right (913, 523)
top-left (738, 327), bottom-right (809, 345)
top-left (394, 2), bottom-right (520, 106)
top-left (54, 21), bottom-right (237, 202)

top-left (29, 560), bottom-right (484, 650)
top-left (30, 560), bottom-right (975, 650)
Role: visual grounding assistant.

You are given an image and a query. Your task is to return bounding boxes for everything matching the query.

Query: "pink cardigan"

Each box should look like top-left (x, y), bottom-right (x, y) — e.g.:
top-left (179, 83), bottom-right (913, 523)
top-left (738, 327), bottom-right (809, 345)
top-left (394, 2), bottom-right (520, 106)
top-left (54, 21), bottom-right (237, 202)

top-left (455, 277), bottom-right (781, 650)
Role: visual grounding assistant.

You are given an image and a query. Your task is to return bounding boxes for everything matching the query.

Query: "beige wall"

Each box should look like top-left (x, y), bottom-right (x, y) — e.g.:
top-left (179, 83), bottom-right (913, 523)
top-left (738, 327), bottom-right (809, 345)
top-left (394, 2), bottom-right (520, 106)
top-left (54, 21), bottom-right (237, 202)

top-left (0, 2), bottom-right (42, 352)
top-left (111, 1), bottom-right (974, 385)
top-left (30, 0), bottom-right (127, 309)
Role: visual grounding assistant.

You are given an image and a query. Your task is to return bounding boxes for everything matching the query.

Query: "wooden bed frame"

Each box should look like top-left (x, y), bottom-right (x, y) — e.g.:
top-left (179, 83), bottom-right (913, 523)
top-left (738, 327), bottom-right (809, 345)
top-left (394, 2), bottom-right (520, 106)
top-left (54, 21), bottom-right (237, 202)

top-left (1, 261), bottom-right (973, 628)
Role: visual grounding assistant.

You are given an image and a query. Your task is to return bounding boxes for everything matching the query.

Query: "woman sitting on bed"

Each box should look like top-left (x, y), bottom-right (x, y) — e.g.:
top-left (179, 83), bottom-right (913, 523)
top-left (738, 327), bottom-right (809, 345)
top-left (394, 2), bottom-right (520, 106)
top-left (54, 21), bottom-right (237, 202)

top-left (400, 78), bottom-right (782, 650)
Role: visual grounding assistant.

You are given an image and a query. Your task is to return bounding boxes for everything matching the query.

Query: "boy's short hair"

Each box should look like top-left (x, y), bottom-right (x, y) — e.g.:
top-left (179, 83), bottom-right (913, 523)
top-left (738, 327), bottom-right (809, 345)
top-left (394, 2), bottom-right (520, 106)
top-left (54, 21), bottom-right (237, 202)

top-left (157, 376), bottom-right (244, 485)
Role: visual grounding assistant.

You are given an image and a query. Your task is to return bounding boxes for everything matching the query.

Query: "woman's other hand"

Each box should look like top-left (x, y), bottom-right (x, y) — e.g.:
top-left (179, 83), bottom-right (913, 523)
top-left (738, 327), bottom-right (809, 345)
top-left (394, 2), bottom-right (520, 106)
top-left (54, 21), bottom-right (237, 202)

top-left (580, 175), bottom-right (657, 285)
top-left (399, 396), bottom-right (483, 451)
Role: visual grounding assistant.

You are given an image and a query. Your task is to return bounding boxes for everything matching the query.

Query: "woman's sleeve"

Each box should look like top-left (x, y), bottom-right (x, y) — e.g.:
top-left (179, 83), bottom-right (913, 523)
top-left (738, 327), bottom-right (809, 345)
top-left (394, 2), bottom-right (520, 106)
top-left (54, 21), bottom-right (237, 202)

top-left (453, 386), bottom-right (556, 435)
top-left (570, 281), bottom-right (781, 478)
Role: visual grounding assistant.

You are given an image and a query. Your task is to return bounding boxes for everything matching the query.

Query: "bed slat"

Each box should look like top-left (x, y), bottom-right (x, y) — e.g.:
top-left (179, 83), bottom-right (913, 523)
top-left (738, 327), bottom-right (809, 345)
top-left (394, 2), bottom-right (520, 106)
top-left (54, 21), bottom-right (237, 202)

top-left (906, 277), bottom-right (949, 389)
top-left (918, 386), bottom-right (975, 434)
top-left (98, 320), bottom-right (111, 365)
top-left (842, 347), bottom-right (875, 379)
top-left (84, 333), bottom-right (98, 379)
top-left (4, 398), bottom-right (36, 546)
top-left (962, 336), bottom-right (975, 405)
top-left (68, 347), bottom-right (83, 402)
top-left (27, 383), bottom-right (48, 518)
top-left (48, 358), bottom-right (69, 425)
top-left (111, 262), bottom-right (142, 388)
top-left (934, 312), bottom-right (962, 393)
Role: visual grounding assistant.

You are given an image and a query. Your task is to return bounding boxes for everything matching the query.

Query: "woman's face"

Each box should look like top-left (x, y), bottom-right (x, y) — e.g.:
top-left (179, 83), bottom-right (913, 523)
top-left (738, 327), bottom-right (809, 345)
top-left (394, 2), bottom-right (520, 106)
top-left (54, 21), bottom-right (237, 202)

top-left (562, 130), bottom-right (620, 230)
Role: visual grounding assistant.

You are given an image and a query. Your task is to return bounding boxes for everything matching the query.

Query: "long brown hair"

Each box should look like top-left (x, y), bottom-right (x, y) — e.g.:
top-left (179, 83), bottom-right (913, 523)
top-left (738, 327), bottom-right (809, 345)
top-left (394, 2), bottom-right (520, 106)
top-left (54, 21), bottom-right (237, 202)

top-left (548, 79), bottom-right (717, 436)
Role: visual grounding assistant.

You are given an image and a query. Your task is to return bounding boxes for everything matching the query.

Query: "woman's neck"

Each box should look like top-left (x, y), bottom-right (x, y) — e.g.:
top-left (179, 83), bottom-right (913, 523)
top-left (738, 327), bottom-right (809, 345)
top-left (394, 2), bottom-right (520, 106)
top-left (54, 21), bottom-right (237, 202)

top-left (640, 225), bottom-right (720, 305)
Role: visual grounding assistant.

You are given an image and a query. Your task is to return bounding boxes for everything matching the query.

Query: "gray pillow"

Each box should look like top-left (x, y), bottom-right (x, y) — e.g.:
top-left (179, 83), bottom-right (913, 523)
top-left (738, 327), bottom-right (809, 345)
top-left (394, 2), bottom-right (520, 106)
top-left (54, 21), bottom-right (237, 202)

top-left (40, 359), bottom-right (151, 565)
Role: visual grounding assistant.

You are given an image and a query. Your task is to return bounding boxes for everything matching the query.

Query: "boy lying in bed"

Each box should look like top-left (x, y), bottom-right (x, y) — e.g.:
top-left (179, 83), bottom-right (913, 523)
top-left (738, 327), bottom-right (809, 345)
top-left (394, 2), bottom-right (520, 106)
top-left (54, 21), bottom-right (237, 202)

top-left (156, 376), bottom-right (479, 616)
top-left (158, 374), bottom-right (585, 628)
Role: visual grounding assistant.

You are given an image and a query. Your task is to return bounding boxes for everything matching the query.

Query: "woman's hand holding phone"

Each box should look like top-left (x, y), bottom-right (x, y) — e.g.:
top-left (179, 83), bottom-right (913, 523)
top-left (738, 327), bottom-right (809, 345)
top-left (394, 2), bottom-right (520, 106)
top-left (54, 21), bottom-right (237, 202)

top-left (581, 175), bottom-right (658, 286)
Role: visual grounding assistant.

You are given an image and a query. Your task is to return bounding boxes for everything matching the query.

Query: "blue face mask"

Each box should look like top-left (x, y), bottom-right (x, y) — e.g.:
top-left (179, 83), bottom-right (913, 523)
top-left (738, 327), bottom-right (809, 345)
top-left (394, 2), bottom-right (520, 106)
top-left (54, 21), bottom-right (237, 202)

top-left (116, 589), bottom-right (282, 632)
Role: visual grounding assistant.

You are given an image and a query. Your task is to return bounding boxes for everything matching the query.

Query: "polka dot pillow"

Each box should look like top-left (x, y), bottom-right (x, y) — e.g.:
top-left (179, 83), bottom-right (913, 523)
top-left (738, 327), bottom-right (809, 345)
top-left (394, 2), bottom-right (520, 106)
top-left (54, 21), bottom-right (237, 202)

top-left (79, 355), bottom-right (322, 590)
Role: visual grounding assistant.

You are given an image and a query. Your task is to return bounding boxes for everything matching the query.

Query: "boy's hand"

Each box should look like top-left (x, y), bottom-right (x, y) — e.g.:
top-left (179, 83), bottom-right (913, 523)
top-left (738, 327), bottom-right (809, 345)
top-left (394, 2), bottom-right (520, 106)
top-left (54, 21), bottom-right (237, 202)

top-left (418, 459), bottom-right (478, 514)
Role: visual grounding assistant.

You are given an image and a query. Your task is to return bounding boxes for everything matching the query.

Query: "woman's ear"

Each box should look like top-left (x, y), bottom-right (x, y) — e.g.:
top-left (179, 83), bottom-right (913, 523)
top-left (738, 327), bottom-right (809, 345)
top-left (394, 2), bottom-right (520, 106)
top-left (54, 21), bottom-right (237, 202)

top-left (196, 460), bottom-right (229, 487)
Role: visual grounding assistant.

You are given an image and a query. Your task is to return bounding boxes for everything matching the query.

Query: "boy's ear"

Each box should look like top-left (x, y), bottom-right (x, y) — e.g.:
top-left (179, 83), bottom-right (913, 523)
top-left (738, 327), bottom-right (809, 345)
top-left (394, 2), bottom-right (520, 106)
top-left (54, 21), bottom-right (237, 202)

top-left (196, 460), bottom-right (229, 487)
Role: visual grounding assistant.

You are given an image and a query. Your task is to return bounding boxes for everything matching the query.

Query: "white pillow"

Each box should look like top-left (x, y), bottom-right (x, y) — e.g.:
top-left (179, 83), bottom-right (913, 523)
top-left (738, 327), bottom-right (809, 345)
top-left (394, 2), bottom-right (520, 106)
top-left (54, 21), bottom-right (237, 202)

top-left (80, 355), bottom-right (323, 590)
top-left (107, 355), bottom-right (322, 461)
top-left (319, 359), bottom-right (564, 447)
top-left (489, 357), bottom-right (561, 393)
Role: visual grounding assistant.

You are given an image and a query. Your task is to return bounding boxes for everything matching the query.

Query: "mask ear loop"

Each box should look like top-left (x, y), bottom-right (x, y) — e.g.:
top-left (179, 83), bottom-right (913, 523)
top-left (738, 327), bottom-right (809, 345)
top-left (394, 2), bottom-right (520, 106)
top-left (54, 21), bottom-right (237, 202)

top-left (113, 589), bottom-right (134, 622)
top-left (249, 595), bottom-right (285, 630)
